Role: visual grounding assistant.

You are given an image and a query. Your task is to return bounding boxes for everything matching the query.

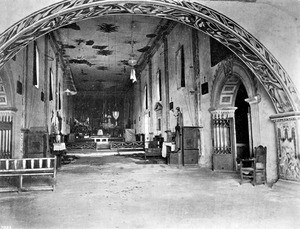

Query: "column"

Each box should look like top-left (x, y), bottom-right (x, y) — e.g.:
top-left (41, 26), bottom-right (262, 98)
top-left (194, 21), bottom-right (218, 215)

top-left (245, 95), bottom-right (261, 155)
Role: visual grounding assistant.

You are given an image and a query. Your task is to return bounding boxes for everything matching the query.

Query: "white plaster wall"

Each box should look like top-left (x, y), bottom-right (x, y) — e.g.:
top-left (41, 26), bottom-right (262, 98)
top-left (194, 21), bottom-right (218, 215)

top-left (198, 32), bottom-right (215, 168)
top-left (201, 0), bottom-right (300, 93)
top-left (2, 38), bottom-right (47, 157)
top-left (23, 38), bottom-right (46, 129)
top-left (257, 83), bottom-right (278, 182)
top-left (2, 34), bottom-right (69, 158)
top-left (2, 52), bottom-right (24, 158)
top-left (134, 23), bottom-right (201, 143)
top-left (152, 45), bottom-right (165, 137)
top-left (132, 73), bottom-right (143, 135)
top-left (46, 40), bottom-right (58, 135)
top-left (141, 23), bottom-right (215, 168)
top-left (167, 24), bottom-right (197, 128)
top-left (0, 0), bottom-right (61, 33)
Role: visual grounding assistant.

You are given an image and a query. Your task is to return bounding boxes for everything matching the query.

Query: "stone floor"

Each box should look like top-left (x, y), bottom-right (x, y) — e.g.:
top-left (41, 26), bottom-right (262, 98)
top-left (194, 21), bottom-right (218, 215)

top-left (0, 154), bottom-right (299, 229)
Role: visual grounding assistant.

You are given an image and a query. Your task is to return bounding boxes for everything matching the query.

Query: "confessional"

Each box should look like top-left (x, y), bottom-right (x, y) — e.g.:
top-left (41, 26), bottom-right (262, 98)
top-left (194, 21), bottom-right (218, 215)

top-left (240, 145), bottom-right (267, 185)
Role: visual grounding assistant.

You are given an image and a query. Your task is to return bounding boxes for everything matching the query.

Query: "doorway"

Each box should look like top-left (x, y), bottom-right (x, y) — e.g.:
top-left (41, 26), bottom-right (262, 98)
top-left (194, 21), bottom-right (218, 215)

top-left (234, 84), bottom-right (251, 164)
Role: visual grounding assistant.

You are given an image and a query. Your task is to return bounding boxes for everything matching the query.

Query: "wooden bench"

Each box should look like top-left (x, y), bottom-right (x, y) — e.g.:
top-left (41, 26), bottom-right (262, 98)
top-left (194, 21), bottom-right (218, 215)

top-left (0, 157), bottom-right (57, 192)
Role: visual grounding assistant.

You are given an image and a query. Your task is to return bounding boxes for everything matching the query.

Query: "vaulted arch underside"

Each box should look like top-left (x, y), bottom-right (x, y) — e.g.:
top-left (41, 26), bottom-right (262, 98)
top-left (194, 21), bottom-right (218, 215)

top-left (0, 0), bottom-right (298, 114)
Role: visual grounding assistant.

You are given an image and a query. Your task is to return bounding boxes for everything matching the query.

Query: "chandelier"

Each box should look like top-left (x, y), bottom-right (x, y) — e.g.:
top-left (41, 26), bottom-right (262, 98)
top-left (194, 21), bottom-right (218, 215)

top-left (112, 110), bottom-right (119, 126)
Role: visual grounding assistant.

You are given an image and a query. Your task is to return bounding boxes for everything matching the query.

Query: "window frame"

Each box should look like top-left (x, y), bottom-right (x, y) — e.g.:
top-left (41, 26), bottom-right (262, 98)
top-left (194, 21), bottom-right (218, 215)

top-left (175, 44), bottom-right (185, 89)
top-left (157, 69), bottom-right (162, 101)
top-left (33, 41), bottom-right (40, 88)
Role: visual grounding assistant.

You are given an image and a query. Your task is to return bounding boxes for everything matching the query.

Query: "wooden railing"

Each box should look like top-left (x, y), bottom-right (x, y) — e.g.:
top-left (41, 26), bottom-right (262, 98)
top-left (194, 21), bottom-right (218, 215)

top-left (110, 141), bottom-right (144, 151)
top-left (66, 141), bottom-right (96, 150)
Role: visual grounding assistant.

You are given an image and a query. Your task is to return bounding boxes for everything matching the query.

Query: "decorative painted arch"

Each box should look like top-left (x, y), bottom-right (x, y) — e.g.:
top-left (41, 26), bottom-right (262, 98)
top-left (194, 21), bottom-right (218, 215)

top-left (211, 56), bottom-right (258, 109)
top-left (0, 0), bottom-right (299, 113)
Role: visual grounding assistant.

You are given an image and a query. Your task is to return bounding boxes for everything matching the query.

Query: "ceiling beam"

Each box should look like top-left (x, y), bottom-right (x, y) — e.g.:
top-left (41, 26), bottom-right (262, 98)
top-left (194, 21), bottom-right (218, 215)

top-left (136, 20), bottom-right (177, 74)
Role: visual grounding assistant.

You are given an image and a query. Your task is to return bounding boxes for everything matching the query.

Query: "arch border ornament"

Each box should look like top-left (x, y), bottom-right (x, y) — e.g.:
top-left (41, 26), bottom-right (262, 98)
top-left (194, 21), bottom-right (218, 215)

top-left (0, 0), bottom-right (299, 113)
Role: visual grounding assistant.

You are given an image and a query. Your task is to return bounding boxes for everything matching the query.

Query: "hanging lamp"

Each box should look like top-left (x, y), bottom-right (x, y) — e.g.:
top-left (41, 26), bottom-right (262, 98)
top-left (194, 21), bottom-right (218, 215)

top-left (128, 18), bottom-right (137, 83)
top-left (112, 86), bottom-right (120, 126)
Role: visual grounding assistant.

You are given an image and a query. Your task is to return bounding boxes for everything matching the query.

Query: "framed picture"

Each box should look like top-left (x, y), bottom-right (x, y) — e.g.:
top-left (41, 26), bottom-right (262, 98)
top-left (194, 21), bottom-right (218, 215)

top-left (0, 84), bottom-right (5, 93)
top-left (0, 95), bottom-right (7, 105)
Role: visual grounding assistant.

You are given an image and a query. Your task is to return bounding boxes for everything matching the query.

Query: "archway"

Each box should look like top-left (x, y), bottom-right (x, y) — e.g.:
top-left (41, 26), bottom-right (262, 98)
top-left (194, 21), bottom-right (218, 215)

top-left (0, 0), bottom-right (298, 114)
top-left (211, 57), bottom-right (257, 171)
top-left (0, 1), bottom-right (299, 181)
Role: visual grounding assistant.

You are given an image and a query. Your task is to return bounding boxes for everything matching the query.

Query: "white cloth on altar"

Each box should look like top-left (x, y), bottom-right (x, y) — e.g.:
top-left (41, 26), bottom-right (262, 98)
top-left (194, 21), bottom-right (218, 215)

top-left (162, 142), bottom-right (176, 158)
top-left (97, 129), bottom-right (104, 135)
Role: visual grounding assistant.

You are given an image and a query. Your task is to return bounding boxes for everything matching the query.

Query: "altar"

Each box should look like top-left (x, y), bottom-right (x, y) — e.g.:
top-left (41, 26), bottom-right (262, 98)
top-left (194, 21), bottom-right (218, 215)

top-left (90, 135), bottom-right (124, 150)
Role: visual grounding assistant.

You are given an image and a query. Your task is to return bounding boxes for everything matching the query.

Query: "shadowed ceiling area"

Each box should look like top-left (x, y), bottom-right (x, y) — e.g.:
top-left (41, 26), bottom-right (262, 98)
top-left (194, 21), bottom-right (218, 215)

top-left (54, 15), bottom-right (170, 94)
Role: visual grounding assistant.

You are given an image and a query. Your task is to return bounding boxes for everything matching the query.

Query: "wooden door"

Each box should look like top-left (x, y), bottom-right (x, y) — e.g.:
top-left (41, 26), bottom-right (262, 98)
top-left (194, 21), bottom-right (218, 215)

top-left (182, 127), bottom-right (200, 165)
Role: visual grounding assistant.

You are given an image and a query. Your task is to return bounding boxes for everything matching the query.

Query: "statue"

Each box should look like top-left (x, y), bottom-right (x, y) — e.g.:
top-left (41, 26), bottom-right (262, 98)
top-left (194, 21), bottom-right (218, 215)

top-left (174, 107), bottom-right (183, 151)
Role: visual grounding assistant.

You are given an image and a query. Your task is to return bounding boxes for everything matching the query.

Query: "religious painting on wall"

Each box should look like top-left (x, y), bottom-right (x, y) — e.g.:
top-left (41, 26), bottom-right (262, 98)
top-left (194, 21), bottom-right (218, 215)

top-left (277, 121), bottom-right (300, 181)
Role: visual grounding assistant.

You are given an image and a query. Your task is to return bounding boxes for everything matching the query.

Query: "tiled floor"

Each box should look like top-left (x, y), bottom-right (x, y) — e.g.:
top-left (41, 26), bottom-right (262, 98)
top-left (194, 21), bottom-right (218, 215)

top-left (0, 155), bottom-right (299, 229)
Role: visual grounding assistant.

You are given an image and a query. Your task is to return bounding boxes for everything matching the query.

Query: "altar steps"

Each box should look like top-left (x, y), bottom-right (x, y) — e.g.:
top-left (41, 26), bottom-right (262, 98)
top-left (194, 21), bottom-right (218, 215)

top-left (66, 149), bottom-right (145, 157)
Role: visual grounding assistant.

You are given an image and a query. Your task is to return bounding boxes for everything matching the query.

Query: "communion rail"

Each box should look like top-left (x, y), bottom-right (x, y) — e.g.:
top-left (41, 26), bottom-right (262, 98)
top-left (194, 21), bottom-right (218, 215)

top-left (110, 141), bottom-right (144, 152)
